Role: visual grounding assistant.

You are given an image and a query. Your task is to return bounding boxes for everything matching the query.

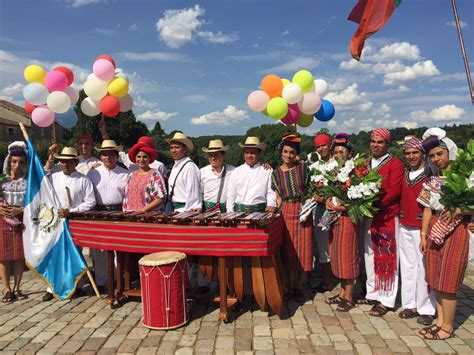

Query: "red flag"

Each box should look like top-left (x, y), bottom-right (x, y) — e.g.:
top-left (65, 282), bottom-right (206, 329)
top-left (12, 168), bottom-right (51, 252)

top-left (348, 0), bottom-right (402, 60)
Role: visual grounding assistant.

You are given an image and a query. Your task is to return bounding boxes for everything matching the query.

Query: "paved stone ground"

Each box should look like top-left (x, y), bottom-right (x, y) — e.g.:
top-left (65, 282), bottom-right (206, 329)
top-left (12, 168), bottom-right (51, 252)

top-left (1, 261), bottom-right (473, 354)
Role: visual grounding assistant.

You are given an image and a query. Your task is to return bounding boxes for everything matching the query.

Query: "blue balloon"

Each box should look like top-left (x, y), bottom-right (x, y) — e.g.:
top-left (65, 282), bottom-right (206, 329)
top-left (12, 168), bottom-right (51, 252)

top-left (314, 99), bottom-right (335, 122)
top-left (55, 109), bottom-right (78, 129)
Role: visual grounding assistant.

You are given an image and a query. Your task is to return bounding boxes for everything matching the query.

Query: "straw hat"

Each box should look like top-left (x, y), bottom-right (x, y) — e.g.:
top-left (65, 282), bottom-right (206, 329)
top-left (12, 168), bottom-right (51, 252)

top-left (202, 139), bottom-right (229, 153)
top-left (165, 132), bottom-right (194, 152)
top-left (54, 147), bottom-right (79, 160)
top-left (95, 140), bottom-right (123, 152)
top-left (238, 136), bottom-right (267, 151)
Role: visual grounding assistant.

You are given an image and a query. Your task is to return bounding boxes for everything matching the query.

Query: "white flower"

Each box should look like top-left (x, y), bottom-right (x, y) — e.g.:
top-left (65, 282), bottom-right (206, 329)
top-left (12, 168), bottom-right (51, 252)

top-left (337, 171), bottom-right (349, 183)
top-left (467, 171), bottom-right (474, 189)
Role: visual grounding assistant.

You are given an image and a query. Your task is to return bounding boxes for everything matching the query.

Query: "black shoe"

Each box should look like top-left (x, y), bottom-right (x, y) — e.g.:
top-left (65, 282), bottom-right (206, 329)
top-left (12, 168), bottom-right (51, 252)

top-left (74, 288), bottom-right (86, 297)
top-left (42, 292), bottom-right (54, 302)
top-left (196, 286), bottom-right (210, 294)
top-left (97, 286), bottom-right (106, 294)
top-left (417, 314), bottom-right (435, 326)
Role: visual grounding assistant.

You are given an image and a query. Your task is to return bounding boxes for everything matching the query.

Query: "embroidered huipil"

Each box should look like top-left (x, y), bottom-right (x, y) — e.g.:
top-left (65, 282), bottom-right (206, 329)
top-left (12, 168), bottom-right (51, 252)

top-left (122, 169), bottom-right (166, 211)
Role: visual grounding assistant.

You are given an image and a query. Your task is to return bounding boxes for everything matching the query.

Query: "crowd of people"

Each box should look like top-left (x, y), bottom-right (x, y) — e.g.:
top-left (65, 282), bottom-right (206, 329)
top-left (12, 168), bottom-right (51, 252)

top-left (0, 124), bottom-right (472, 341)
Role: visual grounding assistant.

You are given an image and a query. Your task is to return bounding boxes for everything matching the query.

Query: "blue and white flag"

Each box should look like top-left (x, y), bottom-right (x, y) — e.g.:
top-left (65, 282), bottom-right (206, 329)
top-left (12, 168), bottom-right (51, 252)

top-left (23, 138), bottom-right (87, 300)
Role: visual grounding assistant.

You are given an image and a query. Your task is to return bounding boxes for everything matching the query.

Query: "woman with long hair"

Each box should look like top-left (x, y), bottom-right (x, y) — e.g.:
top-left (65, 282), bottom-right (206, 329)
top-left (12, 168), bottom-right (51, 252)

top-left (0, 141), bottom-right (28, 303)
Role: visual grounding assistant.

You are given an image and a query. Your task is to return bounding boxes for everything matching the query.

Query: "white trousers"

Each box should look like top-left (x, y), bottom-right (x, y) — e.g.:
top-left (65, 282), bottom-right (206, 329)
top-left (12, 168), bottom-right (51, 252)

top-left (363, 216), bottom-right (400, 308)
top-left (398, 225), bottom-right (436, 315)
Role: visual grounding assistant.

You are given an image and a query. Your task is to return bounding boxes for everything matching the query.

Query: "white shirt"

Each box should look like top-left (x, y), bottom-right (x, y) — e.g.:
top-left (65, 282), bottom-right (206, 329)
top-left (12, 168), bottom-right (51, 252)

top-left (226, 162), bottom-right (276, 212)
top-left (48, 171), bottom-right (96, 212)
top-left (371, 153), bottom-right (390, 169)
top-left (200, 164), bottom-right (235, 204)
top-left (168, 157), bottom-right (201, 212)
top-left (87, 165), bottom-right (129, 205)
top-left (119, 151), bottom-right (168, 177)
top-left (49, 155), bottom-right (102, 176)
top-left (409, 168), bottom-right (424, 181)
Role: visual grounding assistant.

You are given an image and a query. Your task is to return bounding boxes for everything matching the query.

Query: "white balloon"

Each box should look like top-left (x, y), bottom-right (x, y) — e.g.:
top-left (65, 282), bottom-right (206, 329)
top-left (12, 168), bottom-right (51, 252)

top-left (46, 91), bottom-right (71, 113)
top-left (118, 94), bottom-right (133, 112)
top-left (282, 83), bottom-right (303, 104)
top-left (23, 83), bottom-right (49, 106)
top-left (298, 92), bottom-right (321, 115)
top-left (87, 73), bottom-right (98, 81)
top-left (80, 97), bottom-right (101, 117)
top-left (84, 78), bottom-right (108, 101)
top-left (65, 86), bottom-right (79, 105)
top-left (313, 79), bottom-right (329, 98)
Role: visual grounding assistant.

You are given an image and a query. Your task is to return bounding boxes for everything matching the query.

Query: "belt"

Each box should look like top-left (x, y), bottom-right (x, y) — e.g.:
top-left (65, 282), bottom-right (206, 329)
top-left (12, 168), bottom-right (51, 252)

top-left (233, 203), bottom-right (266, 213)
top-left (282, 198), bottom-right (302, 203)
top-left (203, 201), bottom-right (226, 213)
top-left (173, 202), bottom-right (186, 210)
top-left (96, 204), bottom-right (122, 212)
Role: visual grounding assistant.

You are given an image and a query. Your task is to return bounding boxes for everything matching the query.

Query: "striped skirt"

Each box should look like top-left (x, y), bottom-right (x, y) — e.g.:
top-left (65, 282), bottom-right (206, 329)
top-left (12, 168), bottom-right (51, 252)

top-left (330, 215), bottom-right (359, 279)
top-left (0, 217), bottom-right (24, 261)
top-left (425, 216), bottom-right (469, 294)
top-left (281, 201), bottom-right (313, 272)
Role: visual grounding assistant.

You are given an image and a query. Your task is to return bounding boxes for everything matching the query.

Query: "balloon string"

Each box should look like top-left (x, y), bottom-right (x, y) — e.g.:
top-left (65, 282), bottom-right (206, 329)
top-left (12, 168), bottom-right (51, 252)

top-left (52, 123), bottom-right (57, 144)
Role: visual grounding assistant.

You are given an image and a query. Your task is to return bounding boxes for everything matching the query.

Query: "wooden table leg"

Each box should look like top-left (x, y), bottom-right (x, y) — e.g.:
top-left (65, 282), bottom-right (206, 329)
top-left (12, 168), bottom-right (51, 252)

top-left (217, 256), bottom-right (228, 321)
top-left (233, 256), bottom-right (243, 301)
top-left (124, 252), bottom-right (131, 291)
top-left (106, 250), bottom-right (114, 304)
top-left (116, 252), bottom-right (124, 299)
top-left (251, 256), bottom-right (266, 310)
top-left (262, 255), bottom-right (283, 316)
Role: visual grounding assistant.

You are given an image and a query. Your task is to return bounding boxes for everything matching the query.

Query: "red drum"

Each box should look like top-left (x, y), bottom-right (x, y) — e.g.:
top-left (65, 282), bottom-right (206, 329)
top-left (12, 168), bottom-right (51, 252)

top-left (139, 251), bottom-right (188, 330)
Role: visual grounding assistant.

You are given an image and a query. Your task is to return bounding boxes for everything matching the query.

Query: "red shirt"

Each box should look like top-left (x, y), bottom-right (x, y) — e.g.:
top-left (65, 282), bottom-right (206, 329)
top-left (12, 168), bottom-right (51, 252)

top-left (399, 169), bottom-right (427, 228)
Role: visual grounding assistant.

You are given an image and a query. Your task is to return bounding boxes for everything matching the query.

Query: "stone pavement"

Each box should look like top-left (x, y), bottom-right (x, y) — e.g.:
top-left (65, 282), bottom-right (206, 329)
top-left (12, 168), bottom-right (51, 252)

top-left (1, 263), bottom-right (473, 354)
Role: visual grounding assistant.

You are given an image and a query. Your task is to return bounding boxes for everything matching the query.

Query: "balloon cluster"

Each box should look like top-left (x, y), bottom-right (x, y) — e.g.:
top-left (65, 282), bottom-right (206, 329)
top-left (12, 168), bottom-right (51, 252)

top-left (80, 54), bottom-right (133, 117)
top-left (23, 65), bottom-right (79, 128)
top-left (247, 70), bottom-right (335, 128)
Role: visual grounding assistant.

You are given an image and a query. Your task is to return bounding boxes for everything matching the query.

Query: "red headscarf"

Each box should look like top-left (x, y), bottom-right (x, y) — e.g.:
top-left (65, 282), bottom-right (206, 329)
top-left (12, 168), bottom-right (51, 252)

top-left (371, 128), bottom-right (392, 144)
top-left (128, 142), bottom-right (157, 164)
top-left (313, 134), bottom-right (332, 147)
top-left (76, 133), bottom-right (93, 143)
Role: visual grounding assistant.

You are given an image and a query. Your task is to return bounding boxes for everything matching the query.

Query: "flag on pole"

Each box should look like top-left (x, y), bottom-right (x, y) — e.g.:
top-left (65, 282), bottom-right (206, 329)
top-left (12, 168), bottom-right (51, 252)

top-left (23, 138), bottom-right (87, 300)
top-left (348, 0), bottom-right (402, 60)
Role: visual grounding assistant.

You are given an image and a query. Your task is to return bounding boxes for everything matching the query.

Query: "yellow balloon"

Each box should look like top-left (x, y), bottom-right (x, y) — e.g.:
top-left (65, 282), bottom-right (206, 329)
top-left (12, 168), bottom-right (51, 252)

top-left (281, 78), bottom-right (291, 87)
top-left (107, 77), bottom-right (129, 98)
top-left (24, 65), bottom-right (47, 84)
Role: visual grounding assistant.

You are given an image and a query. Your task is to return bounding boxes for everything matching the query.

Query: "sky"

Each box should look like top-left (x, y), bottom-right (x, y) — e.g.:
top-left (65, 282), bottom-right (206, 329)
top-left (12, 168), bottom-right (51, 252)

top-left (0, 0), bottom-right (473, 137)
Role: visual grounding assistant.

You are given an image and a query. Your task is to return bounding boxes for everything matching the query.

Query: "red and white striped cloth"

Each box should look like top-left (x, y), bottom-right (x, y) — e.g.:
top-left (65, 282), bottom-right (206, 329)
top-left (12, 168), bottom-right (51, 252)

top-left (428, 209), bottom-right (463, 245)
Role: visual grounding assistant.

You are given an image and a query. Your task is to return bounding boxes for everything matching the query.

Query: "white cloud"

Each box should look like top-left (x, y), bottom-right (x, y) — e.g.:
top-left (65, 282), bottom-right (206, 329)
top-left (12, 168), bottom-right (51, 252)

top-left (129, 24), bottom-right (138, 31)
top-left (0, 83), bottom-right (24, 97)
top-left (446, 20), bottom-right (468, 28)
top-left (325, 83), bottom-right (373, 111)
top-left (118, 51), bottom-right (192, 63)
top-left (182, 95), bottom-right (208, 103)
top-left (134, 96), bottom-right (156, 110)
top-left (264, 57), bottom-right (319, 73)
top-left (409, 104), bottom-right (464, 121)
top-left (155, 5), bottom-right (238, 48)
top-left (191, 105), bottom-right (249, 125)
top-left (383, 60), bottom-right (440, 85)
top-left (67, 0), bottom-right (105, 7)
top-left (281, 30), bottom-right (289, 36)
top-left (368, 42), bottom-right (421, 62)
top-left (137, 110), bottom-right (178, 128)
top-left (93, 28), bottom-right (117, 36)
top-left (398, 85), bottom-right (410, 92)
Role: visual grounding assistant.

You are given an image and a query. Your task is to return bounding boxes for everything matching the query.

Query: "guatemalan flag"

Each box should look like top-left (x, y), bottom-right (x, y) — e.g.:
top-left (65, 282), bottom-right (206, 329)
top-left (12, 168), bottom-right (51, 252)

top-left (23, 138), bottom-right (87, 300)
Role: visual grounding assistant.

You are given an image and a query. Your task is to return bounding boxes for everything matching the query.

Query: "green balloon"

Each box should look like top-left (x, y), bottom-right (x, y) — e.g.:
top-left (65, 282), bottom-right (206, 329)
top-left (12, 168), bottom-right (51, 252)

top-left (297, 113), bottom-right (314, 127)
top-left (292, 70), bottom-right (314, 93)
top-left (266, 97), bottom-right (288, 120)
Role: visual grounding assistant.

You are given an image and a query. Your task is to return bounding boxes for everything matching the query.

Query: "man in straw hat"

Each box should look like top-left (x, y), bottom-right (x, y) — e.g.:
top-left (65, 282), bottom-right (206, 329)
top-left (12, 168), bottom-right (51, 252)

top-left (42, 147), bottom-right (96, 301)
top-left (226, 136), bottom-right (276, 213)
top-left (201, 139), bottom-right (235, 213)
top-left (359, 128), bottom-right (404, 317)
top-left (397, 137), bottom-right (435, 326)
top-left (87, 140), bottom-right (129, 290)
top-left (165, 132), bottom-right (202, 212)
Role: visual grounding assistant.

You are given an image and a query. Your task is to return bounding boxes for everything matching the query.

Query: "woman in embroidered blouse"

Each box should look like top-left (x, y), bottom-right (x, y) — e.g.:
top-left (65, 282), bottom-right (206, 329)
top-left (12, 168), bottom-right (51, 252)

top-left (122, 141), bottom-right (166, 212)
top-left (417, 128), bottom-right (471, 340)
top-left (0, 141), bottom-right (28, 303)
top-left (271, 132), bottom-right (311, 303)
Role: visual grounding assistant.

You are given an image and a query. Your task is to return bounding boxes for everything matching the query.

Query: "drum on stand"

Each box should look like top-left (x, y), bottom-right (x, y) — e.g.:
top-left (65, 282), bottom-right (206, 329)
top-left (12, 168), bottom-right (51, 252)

top-left (139, 251), bottom-right (189, 330)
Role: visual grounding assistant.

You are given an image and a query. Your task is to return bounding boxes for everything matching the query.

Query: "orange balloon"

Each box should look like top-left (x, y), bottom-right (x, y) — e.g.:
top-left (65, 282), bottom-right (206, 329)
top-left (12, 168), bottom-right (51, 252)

top-left (261, 74), bottom-right (283, 98)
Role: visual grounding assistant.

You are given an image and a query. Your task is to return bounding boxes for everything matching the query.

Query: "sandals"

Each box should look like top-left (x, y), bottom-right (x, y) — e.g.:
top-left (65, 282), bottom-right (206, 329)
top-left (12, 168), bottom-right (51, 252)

top-left (399, 308), bottom-right (419, 319)
top-left (2, 291), bottom-right (15, 303)
top-left (356, 298), bottom-right (379, 305)
top-left (422, 327), bottom-right (455, 340)
top-left (336, 299), bottom-right (355, 312)
top-left (14, 290), bottom-right (28, 300)
top-left (419, 325), bottom-right (441, 336)
top-left (325, 294), bottom-right (343, 305)
top-left (369, 303), bottom-right (392, 317)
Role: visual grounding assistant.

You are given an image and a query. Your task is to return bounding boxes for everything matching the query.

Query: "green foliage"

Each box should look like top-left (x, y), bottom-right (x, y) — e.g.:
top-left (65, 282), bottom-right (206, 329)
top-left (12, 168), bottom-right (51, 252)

top-left (440, 139), bottom-right (474, 212)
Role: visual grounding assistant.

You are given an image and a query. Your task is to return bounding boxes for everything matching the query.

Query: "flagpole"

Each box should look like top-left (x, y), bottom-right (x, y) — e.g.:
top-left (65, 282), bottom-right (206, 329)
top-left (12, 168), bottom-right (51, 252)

top-left (19, 122), bottom-right (28, 141)
top-left (451, 0), bottom-right (474, 104)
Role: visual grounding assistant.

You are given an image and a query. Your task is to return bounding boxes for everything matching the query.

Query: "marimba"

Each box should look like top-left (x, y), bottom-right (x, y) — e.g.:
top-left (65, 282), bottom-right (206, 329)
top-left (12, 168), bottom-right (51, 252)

top-left (69, 210), bottom-right (284, 321)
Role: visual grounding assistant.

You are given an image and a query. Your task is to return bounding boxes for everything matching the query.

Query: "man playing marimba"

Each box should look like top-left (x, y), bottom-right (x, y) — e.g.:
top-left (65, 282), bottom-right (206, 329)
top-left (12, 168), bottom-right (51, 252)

top-left (226, 136), bottom-right (276, 213)
top-left (165, 132), bottom-right (202, 212)
top-left (42, 147), bottom-right (96, 301)
top-left (201, 139), bottom-right (235, 213)
top-left (87, 140), bottom-right (129, 290)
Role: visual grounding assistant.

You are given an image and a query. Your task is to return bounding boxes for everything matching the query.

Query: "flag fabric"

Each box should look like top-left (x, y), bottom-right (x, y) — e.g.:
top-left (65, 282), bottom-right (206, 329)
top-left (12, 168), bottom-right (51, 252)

top-left (348, 0), bottom-right (402, 60)
top-left (23, 138), bottom-right (87, 300)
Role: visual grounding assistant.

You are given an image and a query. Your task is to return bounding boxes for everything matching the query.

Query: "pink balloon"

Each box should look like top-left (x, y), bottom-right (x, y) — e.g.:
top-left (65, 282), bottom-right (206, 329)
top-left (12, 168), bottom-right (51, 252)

top-left (281, 104), bottom-right (300, 125)
top-left (297, 92), bottom-right (321, 115)
top-left (44, 71), bottom-right (68, 92)
top-left (31, 106), bottom-right (55, 127)
top-left (93, 59), bottom-right (116, 82)
top-left (247, 90), bottom-right (270, 112)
